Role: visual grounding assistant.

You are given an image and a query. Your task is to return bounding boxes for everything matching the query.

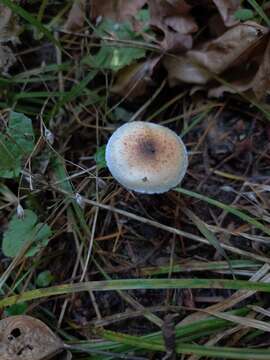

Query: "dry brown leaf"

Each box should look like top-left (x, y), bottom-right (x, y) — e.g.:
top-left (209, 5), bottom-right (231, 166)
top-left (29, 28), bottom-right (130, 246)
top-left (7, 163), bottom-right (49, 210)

top-left (165, 22), bottom-right (269, 86)
top-left (91, 0), bottom-right (147, 22)
top-left (0, 315), bottom-right (64, 360)
top-left (209, 37), bottom-right (270, 99)
top-left (189, 22), bottom-right (268, 74)
top-left (164, 15), bottom-right (198, 34)
top-left (213, 0), bottom-right (240, 27)
top-left (149, 0), bottom-right (197, 51)
top-left (164, 55), bottom-right (210, 85)
top-left (64, 0), bottom-right (86, 31)
top-left (252, 38), bottom-right (270, 100)
top-left (112, 57), bottom-right (160, 99)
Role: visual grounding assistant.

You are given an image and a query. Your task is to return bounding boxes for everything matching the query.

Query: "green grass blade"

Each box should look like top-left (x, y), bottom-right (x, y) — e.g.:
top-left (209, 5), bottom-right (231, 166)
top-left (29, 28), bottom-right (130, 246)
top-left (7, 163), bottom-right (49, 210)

top-left (2, 278), bottom-right (270, 307)
top-left (100, 329), bottom-right (270, 359)
top-left (247, 0), bottom-right (270, 26)
top-left (175, 187), bottom-right (270, 236)
top-left (185, 209), bottom-right (235, 278)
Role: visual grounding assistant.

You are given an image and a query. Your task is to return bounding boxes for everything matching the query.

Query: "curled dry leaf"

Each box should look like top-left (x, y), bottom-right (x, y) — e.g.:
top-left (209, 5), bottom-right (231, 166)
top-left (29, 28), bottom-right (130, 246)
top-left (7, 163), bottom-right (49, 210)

top-left (91, 0), bottom-right (147, 22)
top-left (112, 57), bottom-right (160, 99)
top-left (0, 315), bottom-right (64, 360)
top-left (63, 0), bottom-right (86, 31)
top-left (148, 0), bottom-right (198, 51)
top-left (213, 0), bottom-right (241, 27)
top-left (210, 38), bottom-right (270, 99)
top-left (189, 22), bottom-right (268, 74)
top-left (164, 22), bottom-right (269, 85)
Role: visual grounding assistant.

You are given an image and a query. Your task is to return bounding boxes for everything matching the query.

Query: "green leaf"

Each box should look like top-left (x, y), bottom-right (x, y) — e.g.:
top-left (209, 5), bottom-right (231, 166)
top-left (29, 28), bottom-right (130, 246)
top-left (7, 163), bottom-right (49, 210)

top-left (84, 19), bottom-right (146, 71)
top-left (36, 270), bottom-right (54, 287)
top-left (234, 8), bottom-right (254, 21)
top-left (94, 145), bottom-right (107, 169)
top-left (4, 302), bottom-right (28, 316)
top-left (87, 45), bottom-right (145, 71)
top-left (0, 112), bottom-right (35, 178)
top-left (135, 9), bottom-right (150, 23)
top-left (2, 210), bottom-right (52, 258)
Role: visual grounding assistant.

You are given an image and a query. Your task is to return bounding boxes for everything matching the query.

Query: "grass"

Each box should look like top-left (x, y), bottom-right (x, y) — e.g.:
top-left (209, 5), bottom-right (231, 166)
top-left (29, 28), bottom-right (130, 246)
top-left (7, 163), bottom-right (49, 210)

top-left (1, 1), bottom-right (270, 359)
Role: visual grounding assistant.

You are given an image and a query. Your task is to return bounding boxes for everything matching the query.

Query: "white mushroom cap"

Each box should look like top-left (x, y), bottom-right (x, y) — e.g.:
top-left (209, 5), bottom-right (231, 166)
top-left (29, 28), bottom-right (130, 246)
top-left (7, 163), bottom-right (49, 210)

top-left (105, 121), bottom-right (188, 194)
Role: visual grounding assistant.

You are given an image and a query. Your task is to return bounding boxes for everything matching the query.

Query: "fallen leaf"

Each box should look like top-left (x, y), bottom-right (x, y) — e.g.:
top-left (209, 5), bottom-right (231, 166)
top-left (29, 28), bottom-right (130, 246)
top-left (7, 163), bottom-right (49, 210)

top-left (112, 57), bottom-right (160, 99)
top-left (0, 315), bottom-right (64, 360)
top-left (164, 14), bottom-right (198, 34)
top-left (164, 55), bottom-right (210, 85)
top-left (209, 37), bottom-right (270, 99)
top-left (148, 0), bottom-right (197, 51)
top-left (63, 0), bottom-right (86, 31)
top-left (252, 38), bottom-right (270, 100)
top-left (91, 0), bottom-right (147, 22)
top-left (165, 22), bottom-right (269, 85)
top-left (189, 22), bottom-right (268, 74)
top-left (213, 0), bottom-right (241, 27)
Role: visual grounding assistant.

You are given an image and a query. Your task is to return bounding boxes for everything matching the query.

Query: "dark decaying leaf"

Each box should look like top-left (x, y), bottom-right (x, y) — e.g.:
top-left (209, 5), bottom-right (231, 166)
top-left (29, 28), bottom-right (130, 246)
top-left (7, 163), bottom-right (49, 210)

top-left (0, 315), bottom-right (64, 360)
top-left (91, 0), bottom-right (147, 22)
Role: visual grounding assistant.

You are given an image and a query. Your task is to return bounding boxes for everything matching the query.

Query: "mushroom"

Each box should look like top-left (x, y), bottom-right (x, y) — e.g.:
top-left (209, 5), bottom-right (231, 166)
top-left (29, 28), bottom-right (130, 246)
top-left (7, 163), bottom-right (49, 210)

top-left (105, 121), bottom-right (188, 194)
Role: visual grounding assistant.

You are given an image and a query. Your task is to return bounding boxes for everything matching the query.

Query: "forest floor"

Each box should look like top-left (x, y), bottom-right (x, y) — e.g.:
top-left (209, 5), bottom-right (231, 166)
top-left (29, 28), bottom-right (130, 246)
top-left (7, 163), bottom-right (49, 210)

top-left (1, 1), bottom-right (270, 359)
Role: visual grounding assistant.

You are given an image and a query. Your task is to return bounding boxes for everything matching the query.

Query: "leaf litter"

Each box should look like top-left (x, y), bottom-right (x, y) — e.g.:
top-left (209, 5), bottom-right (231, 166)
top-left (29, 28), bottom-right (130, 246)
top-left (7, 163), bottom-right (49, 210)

top-left (63, 0), bottom-right (270, 99)
top-left (1, 1), bottom-right (270, 359)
